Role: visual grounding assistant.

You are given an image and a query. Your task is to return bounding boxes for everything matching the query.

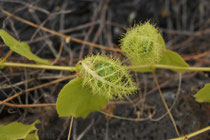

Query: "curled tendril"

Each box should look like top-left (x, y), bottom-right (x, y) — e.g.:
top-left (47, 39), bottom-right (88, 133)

top-left (76, 55), bottom-right (137, 100)
top-left (120, 21), bottom-right (166, 65)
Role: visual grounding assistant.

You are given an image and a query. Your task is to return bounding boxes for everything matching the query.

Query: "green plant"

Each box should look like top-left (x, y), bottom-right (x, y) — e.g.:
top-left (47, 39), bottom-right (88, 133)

top-left (194, 83), bottom-right (210, 103)
top-left (120, 22), bottom-right (189, 73)
top-left (0, 30), bottom-right (50, 65)
top-left (0, 19), bottom-right (210, 140)
top-left (56, 55), bottom-right (136, 118)
top-left (0, 120), bottom-right (39, 140)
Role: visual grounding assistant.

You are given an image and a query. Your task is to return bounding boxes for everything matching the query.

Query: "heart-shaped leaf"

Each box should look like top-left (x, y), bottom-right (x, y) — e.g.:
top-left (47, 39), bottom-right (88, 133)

top-left (194, 83), bottom-right (210, 103)
top-left (0, 120), bottom-right (40, 140)
top-left (56, 77), bottom-right (109, 118)
top-left (159, 50), bottom-right (189, 72)
top-left (0, 29), bottom-right (50, 65)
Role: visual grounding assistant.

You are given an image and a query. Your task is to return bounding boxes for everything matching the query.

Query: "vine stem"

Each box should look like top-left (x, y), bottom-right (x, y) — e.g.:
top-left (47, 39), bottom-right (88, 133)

top-left (127, 64), bottom-right (210, 72)
top-left (3, 50), bottom-right (13, 61)
top-left (2, 62), bottom-right (76, 71)
top-left (68, 116), bottom-right (74, 140)
top-left (152, 70), bottom-right (180, 136)
top-left (2, 62), bottom-right (210, 72)
top-left (170, 126), bottom-right (210, 140)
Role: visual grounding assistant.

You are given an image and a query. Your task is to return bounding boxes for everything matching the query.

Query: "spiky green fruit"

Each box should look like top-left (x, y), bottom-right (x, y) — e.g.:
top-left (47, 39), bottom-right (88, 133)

top-left (76, 55), bottom-right (136, 100)
top-left (120, 22), bottom-right (166, 65)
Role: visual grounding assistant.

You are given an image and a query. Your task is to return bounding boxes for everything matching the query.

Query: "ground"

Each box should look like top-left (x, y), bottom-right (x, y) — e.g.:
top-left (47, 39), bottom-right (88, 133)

top-left (0, 0), bottom-right (210, 140)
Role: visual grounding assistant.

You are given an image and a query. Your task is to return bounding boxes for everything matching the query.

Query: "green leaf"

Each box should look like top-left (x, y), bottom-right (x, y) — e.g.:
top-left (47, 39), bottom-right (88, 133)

top-left (194, 83), bottom-right (210, 103)
top-left (159, 50), bottom-right (189, 72)
top-left (56, 78), bottom-right (109, 118)
top-left (0, 29), bottom-right (50, 65)
top-left (24, 130), bottom-right (39, 140)
top-left (0, 120), bottom-right (40, 140)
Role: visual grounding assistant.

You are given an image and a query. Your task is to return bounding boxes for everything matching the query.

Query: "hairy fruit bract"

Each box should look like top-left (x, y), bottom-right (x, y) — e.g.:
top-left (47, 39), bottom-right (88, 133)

top-left (76, 55), bottom-right (137, 99)
top-left (120, 22), bottom-right (166, 65)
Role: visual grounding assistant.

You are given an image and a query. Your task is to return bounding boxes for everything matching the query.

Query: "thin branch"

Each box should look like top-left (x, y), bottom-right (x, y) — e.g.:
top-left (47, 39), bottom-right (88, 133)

top-left (2, 62), bottom-right (210, 72)
top-left (0, 102), bottom-right (56, 108)
top-left (0, 8), bottom-right (121, 52)
top-left (150, 73), bottom-right (182, 121)
top-left (170, 126), bottom-right (210, 140)
top-left (152, 70), bottom-right (180, 136)
top-left (3, 50), bottom-right (13, 61)
top-left (3, 62), bottom-right (76, 71)
top-left (68, 116), bottom-right (74, 140)
top-left (98, 110), bottom-right (152, 122)
top-left (0, 75), bottom-right (76, 106)
top-left (127, 64), bottom-right (210, 72)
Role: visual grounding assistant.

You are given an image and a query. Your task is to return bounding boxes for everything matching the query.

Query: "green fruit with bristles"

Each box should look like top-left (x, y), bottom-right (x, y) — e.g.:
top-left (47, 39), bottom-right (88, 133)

top-left (120, 22), bottom-right (166, 66)
top-left (76, 55), bottom-right (136, 100)
top-left (94, 63), bottom-right (119, 87)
